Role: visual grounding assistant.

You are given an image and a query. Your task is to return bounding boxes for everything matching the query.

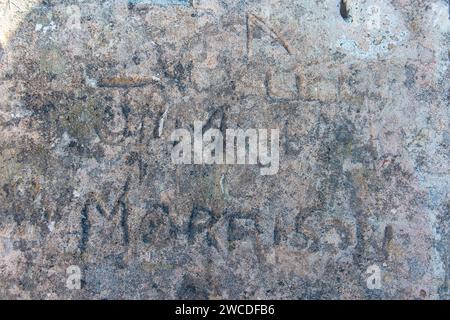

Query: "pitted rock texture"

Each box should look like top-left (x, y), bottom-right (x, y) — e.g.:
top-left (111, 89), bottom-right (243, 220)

top-left (0, 0), bottom-right (449, 299)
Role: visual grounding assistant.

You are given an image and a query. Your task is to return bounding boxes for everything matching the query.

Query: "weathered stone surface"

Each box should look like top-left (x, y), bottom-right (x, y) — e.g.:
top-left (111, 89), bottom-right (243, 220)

top-left (0, 0), bottom-right (449, 299)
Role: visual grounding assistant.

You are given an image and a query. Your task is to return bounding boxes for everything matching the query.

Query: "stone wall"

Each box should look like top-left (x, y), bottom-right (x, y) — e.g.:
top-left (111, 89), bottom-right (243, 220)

top-left (0, 0), bottom-right (449, 299)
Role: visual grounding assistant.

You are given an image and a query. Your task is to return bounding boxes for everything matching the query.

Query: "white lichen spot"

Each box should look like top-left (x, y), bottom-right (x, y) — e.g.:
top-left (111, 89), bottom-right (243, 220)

top-left (85, 77), bottom-right (97, 88)
top-left (158, 105), bottom-right (170, 137)
top-left (220, 174), bottom-right (225, 194)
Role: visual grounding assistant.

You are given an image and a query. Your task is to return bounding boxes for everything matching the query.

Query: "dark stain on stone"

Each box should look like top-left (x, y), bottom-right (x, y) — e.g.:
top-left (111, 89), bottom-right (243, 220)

top-left (126, 151), bottom-right (140, 165)
top-left (121, 104), bottom-right (131, 137)
top-left (404, 64), bottom-right (418, 89)
top-left (187, 205), bottom-right (216, 244)
top-left (273, 216), bottom-right (285, 245)
top-left (340, 0), bottom-right (352, 23)
top-left (177, 275), bottom-right (209, 300)
top-left (228, 217), bottom-right (256, 242)
top-left (127, 1), bottom-right (136, 10)
top-left (156, 45), bottom-right (193, 91)
top-left (120, 200), bottom-right (129, 245)
top-left (382, 225), bottom-right (394, 260)
top-left (202, 106), bottom-right (227, 135)
top-left (353, 210), bottom-right (367, 267)
top-left (97, 77), bottom-right (156, 88)
top-left (138, 158), bottom-right (148, 184)
top-left (172, 61), bottom-right (193, 91)
top-left (152, 111), bottom-right (164, 138)
top-left (79, 200), bottom-right (91, 253)
top-left (140, 203), bottom-right (176, 246)
top-left (96, 203), bottom-right (106, 217)
top-left (132, 52), bottom-right (141, 65)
